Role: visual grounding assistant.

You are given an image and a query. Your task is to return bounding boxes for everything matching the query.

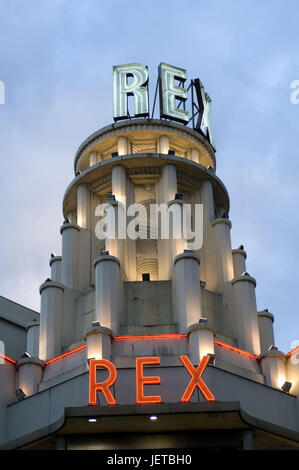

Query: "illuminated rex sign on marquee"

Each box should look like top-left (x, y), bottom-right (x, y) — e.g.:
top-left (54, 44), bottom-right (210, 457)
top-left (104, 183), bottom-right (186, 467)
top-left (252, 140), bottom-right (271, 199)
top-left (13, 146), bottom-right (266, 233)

top-left (89, 355), bottom-right (215, 406)
top-left (113, 62), bottom-right (215, 150)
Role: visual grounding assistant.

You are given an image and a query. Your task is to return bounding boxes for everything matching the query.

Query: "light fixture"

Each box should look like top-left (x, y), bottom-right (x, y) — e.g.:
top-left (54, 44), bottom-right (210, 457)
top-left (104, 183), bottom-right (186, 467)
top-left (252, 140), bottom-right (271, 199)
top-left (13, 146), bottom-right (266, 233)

top-left (45, 278), bottom-right (51, 283)
top-left (111, 152), bottom-right (119, 158)
top-left (281, 381), bottom-right (292, 393)
top-left (21, 352), bottom-right (31, 359)
top-left (168, 149), bottom-right (175, 155)
top-left (175, 193), bottom-right (183, 200)
top-left (100, 250), bottom-right (109, 256)
top-left (207, 166), bottom-right (215, 172)
top-left (88, 418), bottom-right (97, 423)
top-left (241, 271), bottom-right (250, 277)
top-left (199, 317), bottom-right (208, 324)
top-left (63, 218), bottom-right (70, 225)
top-left (108, 194), bottom-right (116, 202)
top-left (150, 415), bottom-right (158, 421)
top-left (91, 321), bottom-right (101, 328)
top-left (51, 252), bottom-right (56, 258)
top-left (268, 345), bottom-right (278, 352)
top-left (142, 273), bottom-right (150, 282)
top-left (238, 245), bottom-right (244, 250)
top-left (15, 388), bottom-right (26, 401)
top-left (200, 281), bottom-right (206, 288)
top-left (207, 354), bottom-right (215, 365)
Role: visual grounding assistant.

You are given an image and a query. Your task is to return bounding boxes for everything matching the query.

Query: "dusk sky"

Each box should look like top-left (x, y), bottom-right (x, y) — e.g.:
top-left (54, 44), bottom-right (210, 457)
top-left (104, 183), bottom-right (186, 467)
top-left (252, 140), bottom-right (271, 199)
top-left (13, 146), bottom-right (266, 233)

top-left (0, 0), bottom-right (298, 353)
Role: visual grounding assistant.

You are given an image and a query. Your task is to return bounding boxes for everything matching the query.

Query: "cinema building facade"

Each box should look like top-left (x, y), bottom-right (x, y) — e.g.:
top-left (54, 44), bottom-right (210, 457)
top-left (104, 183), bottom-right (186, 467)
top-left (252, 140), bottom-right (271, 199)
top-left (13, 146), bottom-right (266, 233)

top-left (1, 63), bottom-right (299, 451)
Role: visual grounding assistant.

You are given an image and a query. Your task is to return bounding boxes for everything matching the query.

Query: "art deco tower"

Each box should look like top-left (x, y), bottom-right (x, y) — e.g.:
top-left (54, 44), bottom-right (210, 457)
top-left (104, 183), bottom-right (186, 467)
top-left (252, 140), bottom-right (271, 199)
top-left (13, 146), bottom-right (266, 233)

top-left (1, 65), bottom-right (299, 450)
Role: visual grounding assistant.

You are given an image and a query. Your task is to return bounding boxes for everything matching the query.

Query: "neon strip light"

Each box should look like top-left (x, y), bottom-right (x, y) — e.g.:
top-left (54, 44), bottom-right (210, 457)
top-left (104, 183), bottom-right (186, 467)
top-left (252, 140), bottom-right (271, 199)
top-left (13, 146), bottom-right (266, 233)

top-left (45, 344), bottom-right (86, 365)
top-left (43, 335), bottom-right (258, 364)
top-left (286, 345), bottom-right (299, 357)
top-left (114, 334), bottom-right (188, 341)
top-left (0, 353), bottom-right (16, 364)
top-left (214, 339), bottom-right (258, 359)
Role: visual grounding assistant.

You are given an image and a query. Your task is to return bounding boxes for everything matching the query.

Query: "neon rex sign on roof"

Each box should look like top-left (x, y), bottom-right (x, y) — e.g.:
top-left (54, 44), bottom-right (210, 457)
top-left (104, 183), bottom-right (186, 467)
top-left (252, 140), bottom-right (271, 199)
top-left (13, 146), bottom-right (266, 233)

top-left (113, 62), bottom-right (215, 150)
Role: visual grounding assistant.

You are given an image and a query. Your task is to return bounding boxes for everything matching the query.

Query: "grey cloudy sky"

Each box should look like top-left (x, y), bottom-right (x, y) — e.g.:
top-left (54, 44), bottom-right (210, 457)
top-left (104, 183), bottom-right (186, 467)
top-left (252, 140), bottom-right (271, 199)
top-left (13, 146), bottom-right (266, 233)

top-left (0, 0), bottom-right (298, 352)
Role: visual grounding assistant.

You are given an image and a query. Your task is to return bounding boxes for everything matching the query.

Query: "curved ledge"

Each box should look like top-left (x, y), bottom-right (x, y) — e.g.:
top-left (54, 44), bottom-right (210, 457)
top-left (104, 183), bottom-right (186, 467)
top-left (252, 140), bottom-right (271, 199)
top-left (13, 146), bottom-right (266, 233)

top-left (231, 275), bottom-right (256, 287)
top-left (60, 223), bottom-right (80, 235)
top-left (16, 357), bottom-right (45, 370)
top-left (83, 325), bottom-right (113, 341)
top-left (39, 282), bottom-right (65, 295)
top-left (258, 351), bottom-right (286, 362)
top-left (187, 323), bottom-right (216, 336)
top-left (258, 310), bottom-right (274, 323)
top-left (74, 119), bottom-right (216, 173)
top-left (49, 256), bottom-right (62, 267)
top-left (94, 254), bottom-right (120, 268)
top-left (174, 251), bottom-right (200, 266)
top-left (211, 218), bottom-right (232, 229)
top-left (232, 248), bottom-right (247, 259)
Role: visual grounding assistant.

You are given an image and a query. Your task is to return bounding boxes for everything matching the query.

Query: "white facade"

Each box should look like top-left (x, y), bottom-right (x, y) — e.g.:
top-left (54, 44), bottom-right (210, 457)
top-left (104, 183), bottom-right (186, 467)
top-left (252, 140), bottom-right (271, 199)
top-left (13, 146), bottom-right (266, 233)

top-left (1, 119), bottom-right (299, 450)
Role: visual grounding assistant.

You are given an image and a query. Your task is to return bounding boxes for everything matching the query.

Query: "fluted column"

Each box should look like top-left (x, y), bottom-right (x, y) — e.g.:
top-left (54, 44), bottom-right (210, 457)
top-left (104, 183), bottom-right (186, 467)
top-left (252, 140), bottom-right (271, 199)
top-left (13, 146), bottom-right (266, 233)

top-left (158, 163), bottom-right (177, 280)
top-left (89, 151), bottom-right (98, 167)
top-left (259, 349), bottom-right (286, 389)
top-left (232, 274), bottom-right (260, 355)
top-left (199, 179), bottom-right (216, 289)
top-left (77, 183), bottom-right (91, 229)
top-left (60, 222), bottom-right (80, 290)
top-left (50, 255), bottom-right (62, 283)
top-left (232, 248), bottom-right (247, 278)
top-left (94, 254), bottom-right (121, 334)
top-left (173, 251), bottom-right (202, 332)
top-left (157, 135), bottom-right (170, 154)
top-left (211, 218), bottom-right (234, 290)
top-left (188, 322), bottom-right (216, 364)
top-left (26, 321), bottom-right (40, 357)
top-left (39, 281), bottom-right (64, 360)
top-left (258, 310), bottom-right (275, 354)
top-left (118, 136), bottom-right (131, 155)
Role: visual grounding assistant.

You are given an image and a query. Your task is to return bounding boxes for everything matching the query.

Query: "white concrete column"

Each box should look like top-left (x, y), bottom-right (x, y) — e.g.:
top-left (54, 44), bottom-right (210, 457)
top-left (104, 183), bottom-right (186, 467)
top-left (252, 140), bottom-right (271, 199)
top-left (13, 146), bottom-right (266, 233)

top-left (112, 164), bottom-right (127, 206)
top-left (118, 136), bottom-right (131, 155)
top-left (104, 200), bottom-right (126, 274)
top-left (232, 248), bottom-right (247, 278)
top-left (94, 254), bottom-right (121, 334)
top-left (187, 148), bottom-right (199, 163)
top-left (77, 184), bottom-right (91, 229)
top-left (89, 151), bottom-right (98, 167)
top-left (231, 274), bottom-right (261, 355)
top-left (17, 358), bottom-right (44, 396)
top-left (199, 179), bottom-right (216, 289)
top-left (211, 218), bottom-right (234, 289)
top-left (188, 323), bottom-right (216, 364)
top-left (50, 255), bottom-right (62, 283)
top-left (258, 310), bottom-right (275, 354)
top-left (39, 281), bottom-right (64, 360)
top-left (84, 324), bottom-right (112, 360)
top-left (173, 251), bottom-right (202, 333)
top-left (158, 163), bottom-right (177, 280)
top-left (60, 222), bottom-right (80, 290)
top-left (26, 321), bottom-right (40, 357)
top-left (161, 163), bottom-right (177, 202)
top-left (157, 135), bottom-right (170, 154)
top-left (168, 199), bottom-right (186, 265)
top-left (259, 350), bottom-right (286, 389)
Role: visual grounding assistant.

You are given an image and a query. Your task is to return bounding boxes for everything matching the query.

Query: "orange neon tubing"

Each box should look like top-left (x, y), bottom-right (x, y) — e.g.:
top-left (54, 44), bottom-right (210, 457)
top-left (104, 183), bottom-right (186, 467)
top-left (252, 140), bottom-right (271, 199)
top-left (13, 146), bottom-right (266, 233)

top-left (114, 334), bottom-right (187, 341)
top-left (89, 359), bottom-right (117, 406)
top-left (180, 355), bottom-right (215, 402)
top-left (136, 357), bottom-right (162, 404)
top-left (286, 345), bottom-right (299, 357)
top-left (214, 339), bottom-right (257, 359)
top-left (45, 344), bottom-right (86, 365)
top-left (0, 353), bottom-right (16, 365)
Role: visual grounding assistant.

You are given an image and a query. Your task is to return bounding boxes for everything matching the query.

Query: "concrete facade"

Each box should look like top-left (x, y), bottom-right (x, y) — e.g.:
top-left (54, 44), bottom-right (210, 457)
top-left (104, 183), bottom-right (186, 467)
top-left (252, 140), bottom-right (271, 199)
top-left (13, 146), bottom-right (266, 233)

top-left (1, 119), bottom-right (299, 450)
